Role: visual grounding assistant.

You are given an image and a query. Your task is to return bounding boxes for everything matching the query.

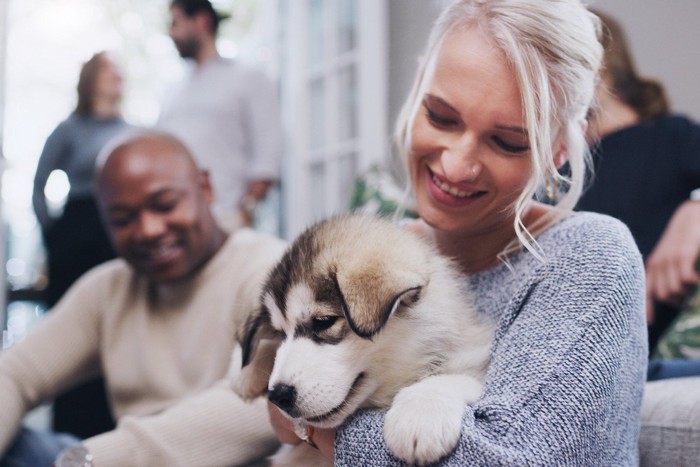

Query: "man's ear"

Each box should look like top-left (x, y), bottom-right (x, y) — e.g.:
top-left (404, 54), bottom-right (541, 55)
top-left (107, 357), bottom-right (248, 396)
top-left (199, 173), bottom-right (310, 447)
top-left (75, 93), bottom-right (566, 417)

top-left (199, 170), bottom-right (215, 203)
top-left (194, 10), bottom-right (214, 35)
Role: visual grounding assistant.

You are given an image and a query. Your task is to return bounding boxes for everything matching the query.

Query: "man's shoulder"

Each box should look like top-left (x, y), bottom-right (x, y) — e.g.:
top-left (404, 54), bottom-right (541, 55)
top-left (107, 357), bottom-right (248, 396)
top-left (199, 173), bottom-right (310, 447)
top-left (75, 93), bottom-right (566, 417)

top-left (73, 258), bottom-right (134, 288)
top-left (225, 229), bottom-right (288, 261)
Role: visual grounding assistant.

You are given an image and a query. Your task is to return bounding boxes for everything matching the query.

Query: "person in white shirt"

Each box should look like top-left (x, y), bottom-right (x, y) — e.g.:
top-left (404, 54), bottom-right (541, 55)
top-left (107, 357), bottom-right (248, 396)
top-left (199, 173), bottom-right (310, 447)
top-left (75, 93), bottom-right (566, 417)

top-left (158, 0), bottom-right (284, 231)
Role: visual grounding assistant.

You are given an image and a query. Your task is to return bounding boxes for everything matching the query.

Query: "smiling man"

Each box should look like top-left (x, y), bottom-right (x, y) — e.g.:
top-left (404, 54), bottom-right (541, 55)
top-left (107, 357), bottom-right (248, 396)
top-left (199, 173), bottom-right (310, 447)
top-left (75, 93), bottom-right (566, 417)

top-left (0, 130), bottom-right (287, 466)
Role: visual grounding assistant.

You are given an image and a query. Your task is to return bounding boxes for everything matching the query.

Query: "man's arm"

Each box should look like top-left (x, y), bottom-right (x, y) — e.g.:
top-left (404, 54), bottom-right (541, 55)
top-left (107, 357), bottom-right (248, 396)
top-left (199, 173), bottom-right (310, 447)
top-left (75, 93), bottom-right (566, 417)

top-left (646, 198), bottom-right (700, 322)
top-left (0, 273), bottom-right (104, 453)
top-left (82, 380), bottom-right (279, 467)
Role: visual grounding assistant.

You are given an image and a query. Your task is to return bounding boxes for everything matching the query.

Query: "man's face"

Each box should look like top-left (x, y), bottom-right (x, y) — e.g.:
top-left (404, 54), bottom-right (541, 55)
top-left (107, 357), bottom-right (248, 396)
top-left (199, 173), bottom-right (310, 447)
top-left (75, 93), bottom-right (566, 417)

top-left (169, 5), bottom-right (201, 59)
top-left (97, 139), bottom-right (221, 283)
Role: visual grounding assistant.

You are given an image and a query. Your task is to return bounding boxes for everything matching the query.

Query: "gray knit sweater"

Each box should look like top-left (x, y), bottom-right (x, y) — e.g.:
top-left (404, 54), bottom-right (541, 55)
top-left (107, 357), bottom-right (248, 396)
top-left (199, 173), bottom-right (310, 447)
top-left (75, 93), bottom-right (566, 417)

top-left (335, 212), bottom-right (647, 466)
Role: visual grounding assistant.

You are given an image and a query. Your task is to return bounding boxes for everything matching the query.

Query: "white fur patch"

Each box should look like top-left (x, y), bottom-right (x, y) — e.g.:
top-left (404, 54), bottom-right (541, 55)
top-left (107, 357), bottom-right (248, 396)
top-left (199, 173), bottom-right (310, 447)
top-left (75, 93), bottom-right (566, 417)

top-left (281, 283), bottom-right (315, 329)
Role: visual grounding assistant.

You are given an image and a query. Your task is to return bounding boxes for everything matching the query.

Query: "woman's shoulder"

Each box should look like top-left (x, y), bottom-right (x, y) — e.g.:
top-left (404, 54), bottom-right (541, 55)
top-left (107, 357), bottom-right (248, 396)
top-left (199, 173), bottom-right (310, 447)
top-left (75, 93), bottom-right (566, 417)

top-left (540, 211), bottom-right (641, 266)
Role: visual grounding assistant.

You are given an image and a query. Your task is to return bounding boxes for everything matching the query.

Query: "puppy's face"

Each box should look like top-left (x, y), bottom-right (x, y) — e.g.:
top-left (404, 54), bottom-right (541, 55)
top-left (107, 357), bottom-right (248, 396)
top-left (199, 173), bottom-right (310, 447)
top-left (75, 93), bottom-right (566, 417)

top-left (237, 215), bottom-right (428, 428)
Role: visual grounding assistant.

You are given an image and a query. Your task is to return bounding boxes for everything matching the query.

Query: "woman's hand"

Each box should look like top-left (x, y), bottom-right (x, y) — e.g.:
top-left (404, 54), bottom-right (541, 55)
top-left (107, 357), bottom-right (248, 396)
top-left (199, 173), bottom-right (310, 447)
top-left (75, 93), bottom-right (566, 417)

top-left (267, 401), bottom-right (336, 460)
top-left (645, 200), bottom-right (700, 322)
top-left (267, 400), bottom-right (301, 445)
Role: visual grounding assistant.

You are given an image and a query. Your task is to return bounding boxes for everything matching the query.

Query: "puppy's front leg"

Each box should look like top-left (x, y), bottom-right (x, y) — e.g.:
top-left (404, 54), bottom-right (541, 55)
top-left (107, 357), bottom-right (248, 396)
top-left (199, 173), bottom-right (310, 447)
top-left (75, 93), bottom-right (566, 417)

top-left (229, 340), bottom-right (278, 400)
top-left (383, 374), bottom-right (482, 465)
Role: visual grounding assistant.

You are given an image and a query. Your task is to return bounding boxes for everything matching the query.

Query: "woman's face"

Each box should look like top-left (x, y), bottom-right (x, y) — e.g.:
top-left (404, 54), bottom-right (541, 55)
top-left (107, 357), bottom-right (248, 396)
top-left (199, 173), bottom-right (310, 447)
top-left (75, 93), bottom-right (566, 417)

top-left (409, 26), bottom-right (533, 237)
top-left (94, 55), bottom-right (124, 100)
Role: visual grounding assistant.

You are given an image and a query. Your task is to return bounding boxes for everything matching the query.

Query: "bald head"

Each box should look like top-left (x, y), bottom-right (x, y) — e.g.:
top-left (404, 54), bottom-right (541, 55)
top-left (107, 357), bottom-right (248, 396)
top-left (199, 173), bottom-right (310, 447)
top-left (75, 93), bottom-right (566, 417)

top-left (95, 129), bottom-right (226, 283)
top-left (96, 130), bottom-right (198, 184)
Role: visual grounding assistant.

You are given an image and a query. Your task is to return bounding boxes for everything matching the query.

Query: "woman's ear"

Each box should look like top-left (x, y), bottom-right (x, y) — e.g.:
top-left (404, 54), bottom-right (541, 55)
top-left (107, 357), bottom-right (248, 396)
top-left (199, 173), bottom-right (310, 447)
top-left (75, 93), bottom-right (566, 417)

top-left (553, 142), bottom-right (568, 169)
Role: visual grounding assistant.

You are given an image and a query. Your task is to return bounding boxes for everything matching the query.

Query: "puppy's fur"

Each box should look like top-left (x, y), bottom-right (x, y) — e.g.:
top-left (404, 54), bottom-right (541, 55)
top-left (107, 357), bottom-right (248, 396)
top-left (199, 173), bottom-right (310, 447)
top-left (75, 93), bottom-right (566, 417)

top-left (230, 214), bottom-right (495, 465)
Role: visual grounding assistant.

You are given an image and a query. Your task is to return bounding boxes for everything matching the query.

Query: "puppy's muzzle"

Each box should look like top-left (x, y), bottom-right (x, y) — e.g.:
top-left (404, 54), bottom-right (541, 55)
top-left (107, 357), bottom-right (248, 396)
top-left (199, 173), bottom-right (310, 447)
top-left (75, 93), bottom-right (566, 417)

top-left (269, 383), bottom-right (301, 418)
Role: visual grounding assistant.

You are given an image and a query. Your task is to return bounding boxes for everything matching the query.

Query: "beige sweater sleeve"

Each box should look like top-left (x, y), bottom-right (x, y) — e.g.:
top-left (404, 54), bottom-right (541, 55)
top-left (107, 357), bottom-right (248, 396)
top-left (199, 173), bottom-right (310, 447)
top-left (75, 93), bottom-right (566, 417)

top-left (0, 266), bottom-right (105, 454)
top-left (84, 380), bottom-right (278, 467)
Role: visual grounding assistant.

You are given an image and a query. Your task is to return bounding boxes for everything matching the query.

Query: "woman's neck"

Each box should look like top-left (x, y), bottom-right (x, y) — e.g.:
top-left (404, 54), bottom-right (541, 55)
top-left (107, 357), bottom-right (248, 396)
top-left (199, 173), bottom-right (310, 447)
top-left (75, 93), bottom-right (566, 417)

top-left (417, 201), bottom-right (559, 275)
top-left (92, 97), bottom-right (121, 119)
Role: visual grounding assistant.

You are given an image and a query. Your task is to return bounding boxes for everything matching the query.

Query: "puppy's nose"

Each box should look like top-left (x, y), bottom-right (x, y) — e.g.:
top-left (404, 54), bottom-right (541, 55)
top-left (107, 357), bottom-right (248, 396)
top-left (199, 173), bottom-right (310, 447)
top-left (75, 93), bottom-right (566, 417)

top-left (269, 383), bottom-right (297, 415)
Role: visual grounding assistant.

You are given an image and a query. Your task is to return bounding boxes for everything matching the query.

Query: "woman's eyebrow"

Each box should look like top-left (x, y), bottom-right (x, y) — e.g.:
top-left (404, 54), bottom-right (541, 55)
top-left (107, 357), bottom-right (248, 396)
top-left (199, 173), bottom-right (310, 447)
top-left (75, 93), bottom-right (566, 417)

top-left (494, 124), bottom-right (528, 135)
top-left (423, 94), bottom-right (459, 113)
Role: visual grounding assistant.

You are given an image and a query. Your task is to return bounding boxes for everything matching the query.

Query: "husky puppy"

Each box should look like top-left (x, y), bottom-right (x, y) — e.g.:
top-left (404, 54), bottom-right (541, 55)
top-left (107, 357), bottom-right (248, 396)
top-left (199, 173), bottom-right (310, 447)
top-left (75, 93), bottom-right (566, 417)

top-left (230, 214), bottom-right (495, 465)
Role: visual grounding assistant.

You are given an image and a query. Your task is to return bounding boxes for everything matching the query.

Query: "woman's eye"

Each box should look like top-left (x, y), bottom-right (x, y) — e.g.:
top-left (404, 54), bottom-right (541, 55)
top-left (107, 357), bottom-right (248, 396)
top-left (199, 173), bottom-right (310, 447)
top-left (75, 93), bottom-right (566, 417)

top-left (312, 316), bottom-right (338, 334)
top-left (492, 136), bottom-right (530, 154)
top-left (426, 108), bottom-right (458, 128)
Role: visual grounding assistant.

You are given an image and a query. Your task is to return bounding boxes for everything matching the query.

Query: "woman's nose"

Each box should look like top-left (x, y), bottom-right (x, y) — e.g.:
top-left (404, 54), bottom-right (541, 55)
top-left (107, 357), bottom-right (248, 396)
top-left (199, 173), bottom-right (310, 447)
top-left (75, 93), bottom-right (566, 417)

top-left (439, 135), bottom-right (483, 183)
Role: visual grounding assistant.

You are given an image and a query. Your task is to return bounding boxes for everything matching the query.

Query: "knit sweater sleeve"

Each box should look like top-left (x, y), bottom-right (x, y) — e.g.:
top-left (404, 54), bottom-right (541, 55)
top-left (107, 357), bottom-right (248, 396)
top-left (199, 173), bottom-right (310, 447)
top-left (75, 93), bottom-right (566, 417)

top-left (334, 213), bottom-right (648, 466)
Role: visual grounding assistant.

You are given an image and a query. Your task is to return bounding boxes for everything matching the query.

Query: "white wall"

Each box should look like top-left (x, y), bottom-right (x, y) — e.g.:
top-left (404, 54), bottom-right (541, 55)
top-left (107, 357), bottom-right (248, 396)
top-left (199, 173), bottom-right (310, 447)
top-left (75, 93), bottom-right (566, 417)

top-left (590, 1), bottom-right (700, 121)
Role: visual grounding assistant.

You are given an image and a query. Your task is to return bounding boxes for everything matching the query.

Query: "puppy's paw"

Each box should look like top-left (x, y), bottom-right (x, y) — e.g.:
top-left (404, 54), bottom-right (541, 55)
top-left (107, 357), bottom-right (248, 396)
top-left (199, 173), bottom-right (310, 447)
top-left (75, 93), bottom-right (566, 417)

top-left (228, 344), bottom-right (269, 400)
top-left (384, 375), bottom-right (481, 465)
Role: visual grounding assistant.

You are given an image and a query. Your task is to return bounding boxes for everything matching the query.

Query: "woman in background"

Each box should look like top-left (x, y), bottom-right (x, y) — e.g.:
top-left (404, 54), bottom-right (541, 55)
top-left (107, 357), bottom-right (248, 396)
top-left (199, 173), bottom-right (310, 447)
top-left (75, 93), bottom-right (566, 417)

top-left (577, 10), bottom-right (700, 357)
top-left (32, 51), bottom-right (135, 439)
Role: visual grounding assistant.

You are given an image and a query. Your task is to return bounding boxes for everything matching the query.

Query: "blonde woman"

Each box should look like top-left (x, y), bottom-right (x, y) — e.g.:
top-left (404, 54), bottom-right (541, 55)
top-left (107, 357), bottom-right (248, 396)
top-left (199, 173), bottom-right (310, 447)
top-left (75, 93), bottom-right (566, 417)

top-left (269, 0), bottom-right (647, 465)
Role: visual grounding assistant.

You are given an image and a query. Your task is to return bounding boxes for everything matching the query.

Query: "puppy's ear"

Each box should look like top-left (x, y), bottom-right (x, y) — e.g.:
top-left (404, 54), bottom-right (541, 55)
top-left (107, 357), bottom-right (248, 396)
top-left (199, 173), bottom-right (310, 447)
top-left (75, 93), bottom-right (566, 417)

top-left (331, 269), bottom-right (423, 339)
top-left (238, 305), bottom-right (277, 368)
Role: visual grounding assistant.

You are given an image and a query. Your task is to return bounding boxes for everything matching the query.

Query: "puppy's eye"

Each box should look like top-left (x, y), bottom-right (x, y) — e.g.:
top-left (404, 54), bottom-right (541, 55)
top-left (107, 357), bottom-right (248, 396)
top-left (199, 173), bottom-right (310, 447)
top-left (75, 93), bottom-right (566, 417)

top-left (312, 316), bottom-right (338, 334)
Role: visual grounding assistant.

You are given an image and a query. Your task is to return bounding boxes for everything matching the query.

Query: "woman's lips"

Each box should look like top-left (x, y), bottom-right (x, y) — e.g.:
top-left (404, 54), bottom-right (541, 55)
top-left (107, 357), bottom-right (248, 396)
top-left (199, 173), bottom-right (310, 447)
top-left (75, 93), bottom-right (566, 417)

top-left (427, 169), bottom-right (485, 206)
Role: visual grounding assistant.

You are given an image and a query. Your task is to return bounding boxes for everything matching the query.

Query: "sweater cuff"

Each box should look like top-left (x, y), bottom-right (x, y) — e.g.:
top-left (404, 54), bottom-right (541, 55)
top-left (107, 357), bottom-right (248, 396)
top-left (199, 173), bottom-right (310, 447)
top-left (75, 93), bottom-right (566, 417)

top-left (83, 429), bottom-right (143, 467)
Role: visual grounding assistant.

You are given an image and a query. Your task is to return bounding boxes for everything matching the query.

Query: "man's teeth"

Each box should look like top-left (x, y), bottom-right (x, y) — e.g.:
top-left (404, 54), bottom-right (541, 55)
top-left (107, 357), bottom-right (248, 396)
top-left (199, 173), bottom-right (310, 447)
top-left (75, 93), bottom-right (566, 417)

top-left (153, 244), bottom-right (175, 257)
top-left (433, 175), bottom-right (475, 198)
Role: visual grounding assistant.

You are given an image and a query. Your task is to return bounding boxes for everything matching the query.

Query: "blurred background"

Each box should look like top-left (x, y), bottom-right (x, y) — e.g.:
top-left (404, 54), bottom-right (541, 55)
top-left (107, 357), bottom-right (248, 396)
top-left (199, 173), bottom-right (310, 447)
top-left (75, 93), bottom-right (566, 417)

top-left (1, 0), bottom-right (699, 346)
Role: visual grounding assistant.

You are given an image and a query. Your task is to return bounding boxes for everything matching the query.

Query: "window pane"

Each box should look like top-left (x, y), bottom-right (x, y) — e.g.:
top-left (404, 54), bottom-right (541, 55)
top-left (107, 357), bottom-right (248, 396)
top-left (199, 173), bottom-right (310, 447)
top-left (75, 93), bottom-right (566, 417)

top-left (338, 152), bottom-right (358, 211)
top-left (308, 0), bottom-right (324, 69)
top-left (337, 0), bottom-right (356, 54)
top-left (338, 65), bottom-right (357, 141)
top-left (309, 77), bottom-right (326, 150)
top-left (310, 161), bottom-right (326, 220)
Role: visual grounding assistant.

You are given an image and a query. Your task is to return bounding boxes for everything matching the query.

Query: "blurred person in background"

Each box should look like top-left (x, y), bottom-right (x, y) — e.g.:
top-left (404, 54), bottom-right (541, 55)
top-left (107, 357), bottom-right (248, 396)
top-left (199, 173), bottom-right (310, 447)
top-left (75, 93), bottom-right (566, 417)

top-left (157, 0), bottom-right (283, 231)
top-left (31, 51), bottom-right (136, 439)
top-left (576, 10), bottom-right (700, 365)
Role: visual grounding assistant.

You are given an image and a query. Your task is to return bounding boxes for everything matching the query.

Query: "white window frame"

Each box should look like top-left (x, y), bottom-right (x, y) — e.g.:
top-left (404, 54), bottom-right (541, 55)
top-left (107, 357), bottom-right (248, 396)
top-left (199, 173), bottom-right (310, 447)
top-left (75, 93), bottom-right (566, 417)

top-left (279, 0), bottom-right (387, 238)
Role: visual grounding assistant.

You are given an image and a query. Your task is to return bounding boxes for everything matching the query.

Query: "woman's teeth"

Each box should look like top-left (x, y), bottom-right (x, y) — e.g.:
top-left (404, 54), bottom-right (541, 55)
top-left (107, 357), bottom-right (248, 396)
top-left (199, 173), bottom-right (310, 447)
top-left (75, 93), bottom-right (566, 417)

top-left (433, 175), bottom-right (475, 198)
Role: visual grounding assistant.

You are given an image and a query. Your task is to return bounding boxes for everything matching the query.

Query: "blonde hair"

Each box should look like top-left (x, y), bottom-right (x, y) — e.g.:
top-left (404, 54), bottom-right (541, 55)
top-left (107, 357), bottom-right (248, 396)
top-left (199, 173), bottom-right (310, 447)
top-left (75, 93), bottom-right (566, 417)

top-left (395, 0), bottom-right (603, 261)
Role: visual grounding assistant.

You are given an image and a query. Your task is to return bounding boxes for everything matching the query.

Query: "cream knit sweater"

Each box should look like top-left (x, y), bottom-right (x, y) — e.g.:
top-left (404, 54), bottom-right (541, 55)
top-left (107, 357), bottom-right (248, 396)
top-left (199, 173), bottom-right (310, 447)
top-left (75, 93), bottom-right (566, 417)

top-left (0, 228), bottom-right (287, 466)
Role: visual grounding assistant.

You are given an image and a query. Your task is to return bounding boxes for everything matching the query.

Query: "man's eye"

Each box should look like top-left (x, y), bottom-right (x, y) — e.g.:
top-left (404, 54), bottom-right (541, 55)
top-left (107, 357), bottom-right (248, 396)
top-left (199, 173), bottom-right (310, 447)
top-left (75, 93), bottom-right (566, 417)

top-left (153, 201), bottom-right (177, 213)
top-left (426, 108), bottom-right (457, 128)
top-left (312, 316), bottom-right (338, 334)
top-left (108, 216), bottom-right (132, 228)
